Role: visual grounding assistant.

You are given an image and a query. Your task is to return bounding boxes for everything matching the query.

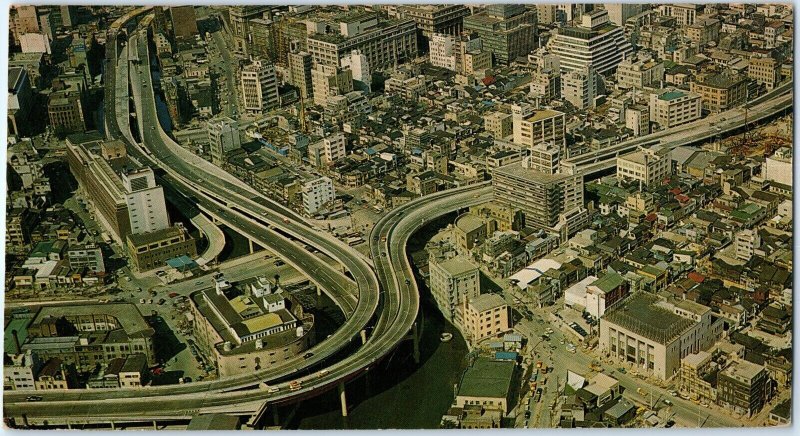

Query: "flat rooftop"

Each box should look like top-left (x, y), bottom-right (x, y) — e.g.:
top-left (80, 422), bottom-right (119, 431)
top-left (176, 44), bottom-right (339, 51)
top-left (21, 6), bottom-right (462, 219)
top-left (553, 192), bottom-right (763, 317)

top-left (29, 303), bottom-right (153, 338)
top-left (434, 255), bottom-right (479, 277)
top-left (602, 293), bottom-right (694, 345)
top-left (458, 357), bottom-right (515, 399)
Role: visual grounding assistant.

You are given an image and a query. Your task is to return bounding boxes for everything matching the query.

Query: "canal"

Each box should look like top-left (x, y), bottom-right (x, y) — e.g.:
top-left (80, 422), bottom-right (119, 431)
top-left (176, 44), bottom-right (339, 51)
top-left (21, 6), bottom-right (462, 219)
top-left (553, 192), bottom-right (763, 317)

top-left (287, 213), bottom-right (470, 429)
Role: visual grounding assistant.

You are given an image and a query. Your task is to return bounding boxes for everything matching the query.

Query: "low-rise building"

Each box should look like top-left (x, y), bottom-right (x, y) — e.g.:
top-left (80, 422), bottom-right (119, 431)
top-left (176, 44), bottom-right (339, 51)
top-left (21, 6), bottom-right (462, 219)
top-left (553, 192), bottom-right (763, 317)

top-left (458, 293), bottom-right (511, 343)
top-left (717, 360), bottom-right (768, 417)
top-left (125, 224), bottom-right (197, 272)
top-left (454, 357), bottom-right (516, 415)
top-left (648, 88), bottom-right (702, 128)
top-left (302, 177), bottom-right (335, 215)
top-left (616, 146), bottom-right (671, 187)
top-left (429, 254), bottom-right (480, 321)
top-left (690, 72), bottom-right (748, 113)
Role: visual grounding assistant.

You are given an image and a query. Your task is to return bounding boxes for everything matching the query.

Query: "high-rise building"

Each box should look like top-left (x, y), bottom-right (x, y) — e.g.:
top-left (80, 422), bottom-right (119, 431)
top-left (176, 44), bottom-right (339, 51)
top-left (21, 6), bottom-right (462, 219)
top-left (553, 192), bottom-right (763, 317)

top-left (248, 18), bottom-right (275, 61)
top-left (340, 50), bottom-right (371, 92)
top-left (625, 105), bottom-right (650, 137)
top-left (528, 142), bottom-right (561, 175)
top-left (306, 13), bottom-right (417, 70)
top-left (121, 168), bottom-right (170, 235)
top-left (397, 4), bottom-right (469, 51)
top-left (429, 254), bottom-right (480, 321)
top-left (547, 10), bottom-right (633, 74)
top-left (207, 117), bottom-right (242, 165)
top-left (658, 4), bottom-right (702, 26)
top-left (429, 33), bottom-right (458, 70)
top-left (483, 112), bottom-right (513, 139)
top-left (463, 5), bottom-right (537, 66)
top-left (322, 133), bottom-right (346, 164)
top-left (311, 64), bottom-right (353, 106)
top-left (288, 52), bottom-right (314, 99)
top-left (530, 69), bottom-right (561, 100)
top-left (240, 60), bottom-right (280, 114)
top-left (10, 6), bottom-right (39, 47)
top-left (561, 66), bottom-right (599, 110)
top-left (511, 105), bottom-right (566, 151)
top-left (60, 5), bottom-right (77, 28)
top-left (8, 67), bottom-right (33, 137)
top-left (537, 4), bottom-right (557, 25)
top-left (229, 6), bottom-right (272, 54)
top-left (302, 177), bottom-right (335, 215)
top-left (48, 91), bottom-right (85, 134)
top-left (170, 6), bottom-right (198, 40)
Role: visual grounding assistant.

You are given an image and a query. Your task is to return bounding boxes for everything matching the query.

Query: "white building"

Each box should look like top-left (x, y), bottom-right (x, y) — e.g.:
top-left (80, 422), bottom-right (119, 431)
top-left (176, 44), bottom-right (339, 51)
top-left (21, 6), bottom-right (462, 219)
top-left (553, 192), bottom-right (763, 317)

top-left (207, 117), bottom-right (241, 165)
top-left (735, 229), bottom-right (761, 261)
top-left (429, 254), bottom-right (480, 321)
top-left (121, 167), bottom-right (170, 235)
top-left (19, 33), bottom-right (50, 54)
top-left (240, 60), bottom-right (279, 114)
top-left (625, 105), bottom-right (650, 136)
top-left (340, 49), bottom-right (371, 91)
top-left (561, 66), bottom-right (598, 110)
top-left (648, 88), bottom-right (702, 129)
top-left (311, 64), bottom-right (353, 106)
top-left (322, 132), bottom-right (346, 164)
top-left (429, 33), bottom-right (458, 71)
top-left (302, 177), bottom-right (335, 215)
top-left (603, 4), bottom-right (645, 26)
top-left (547, 10), bottom-right (633, 74)
top-left (763, 147), bottom-right (792, 187)
top-left (616, 54), bottom-right (665, 89)
top-left (616, 146), bottom-right (671, 187)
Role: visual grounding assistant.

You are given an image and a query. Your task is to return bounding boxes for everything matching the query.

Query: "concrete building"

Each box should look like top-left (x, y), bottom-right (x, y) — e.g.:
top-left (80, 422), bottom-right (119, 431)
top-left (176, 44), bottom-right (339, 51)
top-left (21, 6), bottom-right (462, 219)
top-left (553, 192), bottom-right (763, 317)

top-left (547, 10), bottom-right (633, 74)
top-left (397, 4), bottom-right (469, 49)
top-left (459, 293), bottom-right (511, 343)
top-left (429, 33), bottom-right (458, 71)
top-left (528, 142), bottom-right (561, 175)
top-left (454, 213), bottom-right (490, 251)
top-left (537, 4), bottom-right (557, 25)
top-left (658, 4), bottom-right (702, 26)
top-left (340, 49), bottom-right (371, 91)
top-left (121, 168), bottom-right (170, 235)
top-left (648, 88), bottom-right (702, 128)
top-left (4, 351), bottom-right (40, 390)
top-left (512, 105), bottom-right (566, 151)
top-left (717, 360), bottom-right (768, 417)
top-left (67, 244), bottom-right (105, 274)
top-left (561, 66), bottom-right (598, 110)
top-left (302, 177), bottom-right (335, 215)
top-left (322, 133), bottom-right (346, 164)
top-left (19, 33), bottom-right (51, 54)
top-left (207, 117), bottom-right (242, 165)
top-left (483, 112), bottom-right (513, 139)
top-left (734, 229), bottom-right (761, 261)
top-left (48, 91), bottom-right (85, 134)
top-left (763, 147), bottom-right (792, 187)
top-left (463, 5), bottom-right (537, 66)
top-left (686, 18), bottom-right (721, 47)
top-left (241, 60), bottom-right (280, 114)
top-left (678, 351), bottom-right (717, 403)
top-left (228, 6), bottom-right (272, 54)
top-left (603, 4), bottom-right (645, 26)
top-left (585, 272), bottom-right (629, 319)
top-left (625, 105), bottom-right (650, 136)
top-left (493, 163), bottom-right (585, 237)
top-left (748, 55), bottom-right (781, 91)
top-left (530, 69), bottom-right (561, 100)
top-left (306, 14), bottom-right (417, 70)
top-left (288, 51), bottom-right (314, 99)
top-left (311, 64), bottom-right (353, 106)
top-left (690, 72), bottom-right (748, 113)
top-left (10, 6), bottom-right (40, 47)
top-left (8, 67), bottom-right (33, 136)
top-left (616, 55), bottom-right (664, 89)
top-left (599, 293), bottom-right (722, 380)
top-left (616, 146), bottom-right (671, 187)
top-left (429, 254), bottom-right (480, 321)
top-left (126, 224), bottom-right (197, 272)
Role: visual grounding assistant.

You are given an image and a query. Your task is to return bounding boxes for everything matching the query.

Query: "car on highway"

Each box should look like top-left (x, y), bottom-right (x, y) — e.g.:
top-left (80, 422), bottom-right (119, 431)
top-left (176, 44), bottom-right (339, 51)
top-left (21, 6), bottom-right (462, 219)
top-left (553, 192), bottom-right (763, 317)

top-left (317, 369), bottom-right (329, 378)
top-left (303, 352), bottom-right (314, 359)
top-left (288, 381), bottom-right (302, 391)
top-left (26, 395), bottom-right (43, 402)
top-left (381, 252), bottom-right (387, 257)
top-left (405, 278), bottom-right (411, 285)
top-left (524, 410), bottom-right (531, 419)
top-left (663, 399), bottom-right (673, 406)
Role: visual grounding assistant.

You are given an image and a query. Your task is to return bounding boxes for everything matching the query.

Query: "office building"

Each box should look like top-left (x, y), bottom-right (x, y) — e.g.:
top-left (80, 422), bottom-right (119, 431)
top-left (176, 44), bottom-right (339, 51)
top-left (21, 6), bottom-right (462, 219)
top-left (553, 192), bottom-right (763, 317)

top-left (493, 163), bottom-right (584, 233)
top-left (429, 33), bottom-right (458, 71)
top-left (241, 60), bottom-right (280, 114)
top-left (126, 224), bottom-right (196, 272)
top-left (455, 357), bottom-right (516, 415)
top-left (398, 4), bottom-right (469, 50)
top-left (311, 64), bottom-right (353, 106)
top-left (429, 254), bottom-right (480, 321)
top-left (528, 142), bottom-right (561, 175)
top-left (170, 6), bottom-right (198, 40)
top-left (686, 18), bottom-right (721, 47)
top-left (599, 293), bottom-right (722, 380)
top-left (561, 66), bottom-right (598, 110)
top-left (302, 177), bottom-right (335, 215)
top-left (288, 52), bottom-right (314, 99)
top-left (537, 4), bottom-right (557, 25)
top-left (678, 351), bottom-right (717, 404)
top-left (322, 133), bottom-right (346, 164)
top-left (67, 244), bottom-right (105, 274)
top-left (306, 13), bottom-right (417, 70)
top-left (484, 112), bottom-right (513, 139)
top-left (48, 91), bottom-right (85, 134)
top-left (207, 117), bottom-right (242, 165)
top-left (735, 229), bottom-right (761, 261)
top-left (748, 55), bottom-right (781, 91)
top-left (547, 10), bottom-right (633, 74)
top-left (616, 146), bottom-right (671, 187)
top-left (463, 5), bottom-right (537, 66)
top-left (690, 72), bottom-right (748, 113)
top-left (603, 4), bottom-right (645, 26)
top-left (512, 105), bottom-right (566, 150)
top-left (248, 18), bottom-right (275, 61)
top-left (340, 49), bottom-right (371, 91)
top-left (648, 88), bottom-right (702, 128)
top-left (658, 4), bottom-right (702, 26)
top-left (10, 6), bottom-right (40, 47)
top-left (8, 67), bottom-right (33, 137)
top-left (616, 54), bottom-right (664, 89)
top-left (121, 168), bottom-right (170, 235)
top-left (717, 360), bottom-right (768, 417)
top-left (228, 6), bottom-right (272, 54)
top-left (625, 105), bottom-right (650, 137)
top-left (459, 293), bottom-right (511, 343)
top-left (530, 69), bottom-right (561, 100)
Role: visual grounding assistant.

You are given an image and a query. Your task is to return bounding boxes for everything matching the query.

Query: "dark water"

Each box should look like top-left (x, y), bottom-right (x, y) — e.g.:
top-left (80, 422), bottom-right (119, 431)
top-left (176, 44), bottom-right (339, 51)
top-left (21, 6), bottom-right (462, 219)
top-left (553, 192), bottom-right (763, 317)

top-left (288, 214), bottom-right (469, 429)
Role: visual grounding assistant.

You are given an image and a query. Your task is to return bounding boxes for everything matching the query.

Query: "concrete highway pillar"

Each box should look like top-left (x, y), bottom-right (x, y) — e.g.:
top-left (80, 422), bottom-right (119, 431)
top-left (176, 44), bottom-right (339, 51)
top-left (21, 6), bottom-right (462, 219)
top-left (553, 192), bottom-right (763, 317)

top-left (153, 420), bottom-right (158, 430)
top-left (316, 285), bottom-right (321, 296)
top-left (360, 329), bottom-right (368, 344)
top-left (412, 322), bottom-right (421, 364)
top-left (109, 421), bottom-right (115, 430)
top-left (66, 421), bottom-right (71, 430)
top-left (272, 405), bottom-right (280, 426)
top-left (249, 238), bottom-right (255, 254)
top-left (338, 382), bottom-right (348, 417)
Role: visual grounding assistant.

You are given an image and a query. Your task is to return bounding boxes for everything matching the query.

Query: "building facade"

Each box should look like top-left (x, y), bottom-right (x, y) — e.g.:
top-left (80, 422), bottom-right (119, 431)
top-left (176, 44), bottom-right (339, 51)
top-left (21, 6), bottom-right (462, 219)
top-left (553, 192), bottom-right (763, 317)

top-left (429, 254), bottom-right (480, 321)
top-left (240, 60), bottom-right (280, 114)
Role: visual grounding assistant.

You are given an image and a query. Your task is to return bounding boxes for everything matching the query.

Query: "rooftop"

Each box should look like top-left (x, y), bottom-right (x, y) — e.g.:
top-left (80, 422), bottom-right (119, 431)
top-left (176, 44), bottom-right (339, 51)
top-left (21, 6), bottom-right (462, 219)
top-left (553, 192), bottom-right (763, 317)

top-left (469, 293), bottom-right (507, 313)
top-left (722, 359), bottom-right (765, 382)
top-left (602, 293), bottom-right (694, 344)
top-left (457, 357), bottom-right (515, 399)
top-left (30, 303), bottom-right (153, 338)
top-left (434, 255), bottom-right (479, 277)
